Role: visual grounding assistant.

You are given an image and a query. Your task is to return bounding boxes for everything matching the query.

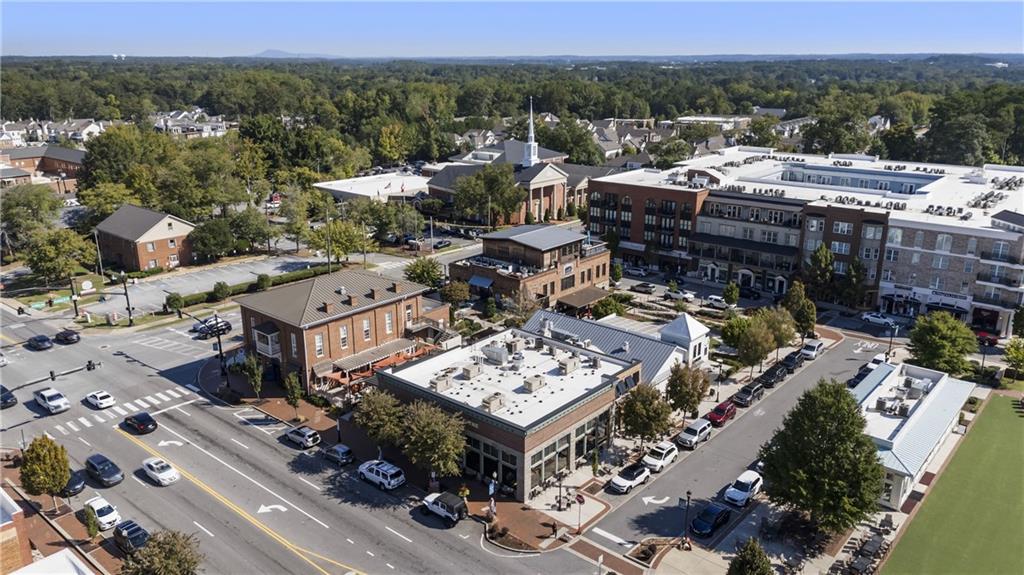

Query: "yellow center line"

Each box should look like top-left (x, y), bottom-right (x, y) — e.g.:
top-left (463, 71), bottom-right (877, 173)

top-left (116, 429), bottom-right (363, 575)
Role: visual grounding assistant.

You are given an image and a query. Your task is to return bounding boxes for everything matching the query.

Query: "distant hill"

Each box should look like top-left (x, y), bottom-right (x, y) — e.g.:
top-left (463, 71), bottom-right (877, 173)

top-left (251, 49), bottom-right (340, 59)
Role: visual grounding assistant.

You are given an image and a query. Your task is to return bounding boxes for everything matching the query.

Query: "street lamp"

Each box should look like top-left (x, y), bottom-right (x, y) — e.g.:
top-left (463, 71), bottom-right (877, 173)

top-left (887, 325), bottom-right (899, 360)
top-left (684, 489), bottom-right (692, 542)
top-left (119, 271), bottom-right (134, 326)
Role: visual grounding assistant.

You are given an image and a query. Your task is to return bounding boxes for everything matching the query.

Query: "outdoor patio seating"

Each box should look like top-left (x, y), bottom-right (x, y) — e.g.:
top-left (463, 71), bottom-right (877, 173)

top-left (859, 534), bottom-right (884, 557)
top-left (849, 555), bottom-right (874, 574)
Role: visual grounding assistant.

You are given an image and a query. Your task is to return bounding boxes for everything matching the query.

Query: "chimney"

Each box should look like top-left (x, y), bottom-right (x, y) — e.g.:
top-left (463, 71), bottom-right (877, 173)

top-left (323, 302), bottom-right (334, 314)
top-left (390, 282), bottom-right (401, 293)
top-left (346, 295), bottom-right (358, 306)
top-left (370, 288), bottom-right (381, 299)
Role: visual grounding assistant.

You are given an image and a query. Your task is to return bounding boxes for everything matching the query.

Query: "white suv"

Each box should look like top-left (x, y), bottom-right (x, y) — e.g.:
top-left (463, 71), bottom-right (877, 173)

top-left (641, 441), bottom-right (678, 473)
top-left (724, 470), bottom-right (763, 507)
top-left (285, 426), bottom-right (321, 449)
top-left (85, 496), bottom-right (121, 530)
top-left (706, 295), bottom-right (735, 310)
top-left (358, 460), bottom-right (406, 490)
top-left (33, 388), bottom-right (70, 414)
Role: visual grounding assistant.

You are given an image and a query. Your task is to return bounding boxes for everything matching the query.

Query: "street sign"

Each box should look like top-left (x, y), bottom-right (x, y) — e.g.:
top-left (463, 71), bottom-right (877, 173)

top-left (575, 493), bottom-right (585, 505)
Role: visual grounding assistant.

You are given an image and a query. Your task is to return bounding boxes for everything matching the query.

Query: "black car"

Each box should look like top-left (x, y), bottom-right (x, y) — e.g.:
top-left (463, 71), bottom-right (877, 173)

top-left (62, 470), bottom-right (87, 497)
top-left (0, 385), bottom-right (17, 409)
top-left (757, 364), bottom-right (787, 389)
top-left (739, 286), bottom-right (762, 300)
top-left (781, 350), bottom-right (806, 373)
top-left (26, 335), bottom-right (53, 351)
top-left (54, 330), bottom-right (81, 344)
top-left (124, 412), bottom-right (158, 434)
top-left (113, 520), bottom-right (150, 554)
top-left (433, 240), bottom-right (452, 249)
top-left (85, 454), bottom-right (124, 487)
top-left (846, 368), bottom-right (871, 388)
top-left (733, 382), bottom-right (765, 407)
top-left (196, 320), bottom-right (232, 340)
top-left (690, 503), bottom-right (732, 537)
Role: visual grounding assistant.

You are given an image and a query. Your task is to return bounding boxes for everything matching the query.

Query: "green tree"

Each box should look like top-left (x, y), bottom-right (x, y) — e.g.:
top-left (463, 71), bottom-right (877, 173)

top-left (723, 282), bottom-right (740, 306)
top-left (0, 184), bottom-right (63, 248)
top-left (881, 122), bottom-right (920, 161)
top-left (452, 164), bottom-right (525, 225)
top-left (737, 316), bottom-right (775, 377)
top-left (241, 354), bottom-right (264, 401)
top-left (838, 257), bottom-right (868, 308)
top-left (664, 362), bottom-right (710, 418)
top-left (24, 229), bottom-right (96, 284)
top-left (591, 296), bottom-right (626, 319)
top-left (211, 281), bottom-right (231, 302)
top-left (230, 206), bottom-right (275, 250)
top-left (781, 281), bottom-right (817, 340)
top-left (728, 538), bottom-right (773, 575)
top-left (404, 257), bottom-right (443, 288)
top-left (653, 139), bottom-right (694, 169)
top-left (740, 116), bottom-right (781, 148)
top-left (758, 307), bottom-right (797, 361)
top-left (759, 379), bottom-right (884, 534)
top-left (279, 190), bottom-right (309, 252)
top-left (565, 202), bottom-right (577, 219)
top-left (524, 211), bottom-right (535, 225)
top-left (721, 316), bottom-right (751, 349)
top-left (802, 90), bottom-right (873, 154)
top-left (805, 243), bottom-right (835, 302)
top-left (536, 120), bottom-right (604, 166)
top-left (484, 297), bottom-right (498, 319)
top-left (908, 311), bottom-right (979, 374)
top-left (308, 220), bottom-right (369, 263)
top-left (84, 505), bottom-right (100, 539)
top-left (75, 182), bottom-right (142, 229)
top-left (401, 401), bottom-right (466, 478)
top-left (355, 388), bottom-right (403, 447)
top-left (1014, 306), bottom-right (1024, 338)
top-left (925, 113), bottom-right (993, 167)
top-left (619, 384), bottom-right (672, 453)
top-left (283, 372), bottom-right (303, 420)
top-left (610, 262), bottom-right (623, 283)
top-left (20, 435), bottom-right (70, 511)
top-left (122, 530), bottom-right (204, 575)
top-left (256, 273), bottom-right (272, 291)
top-left (165, 292), bottom-right (184, 311)
top-left (191, 219), bottom-right (235, 261)
top-left (602, 229), bottom-right (620, 257)
top-left (1003, 337), bottom-right (1024, 377)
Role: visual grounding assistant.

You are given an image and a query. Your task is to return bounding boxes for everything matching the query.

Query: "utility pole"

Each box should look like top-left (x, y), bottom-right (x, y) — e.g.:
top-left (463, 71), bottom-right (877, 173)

top-left (93, 228), bottom-right (104, 278)
top-left (120, 271), bottom-right (134, 326)
top-left (325, 199), bottom-right (333, 273)
top-left (69, 276), bottom-right (79, 317)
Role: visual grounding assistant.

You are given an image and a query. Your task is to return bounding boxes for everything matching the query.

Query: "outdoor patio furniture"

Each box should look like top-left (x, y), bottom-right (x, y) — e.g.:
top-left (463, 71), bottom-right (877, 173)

top-left (849, 556), bottom-right (874, 574)
top-left (860, 534), bottom-right (884, 557)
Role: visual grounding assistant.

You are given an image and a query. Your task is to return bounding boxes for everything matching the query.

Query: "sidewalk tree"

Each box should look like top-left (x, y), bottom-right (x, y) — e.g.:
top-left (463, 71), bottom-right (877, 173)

top-left (602, 229), bottom-right (620, 257)
top-left (279, 189), bottom-right (310, 252)
top-left (122, 530), bottom-right (204, 575)
top-left (1004, 337), bottom-right (1024, 377)
top-left (283, 372), bottom-right (303, 420)
top-left (781, 281), bottom-right (817, 340)
top-left (665, 362), bottom-right (711, 418)
top-left (610, 262), bottom-right (623, 284)
top-left (355, 388), bottom-right (403, 447)
top-left (723, 282), bottom-right (740, 306)
top-left (838, 257), bottom-right (868, 308)
top-left (165, 292), bottom-right (184, 311)
top-left (241, 354), bottom-right (264, 401)
top-left (1013, 307), bottom-right (1024, 337)
top-left (758, 307), bottom-right (797, 361)
top-left (24, 229), bottom-right (96, 284)
top-left (721, 316), bottom-right (751, 349)
top-left (21, 435), bottom-right (70, 511)
top-left (737, 316), bottom-right (774, 377)
top-left (405, 257), bottom-right (443, 288)
top-left (805, 243), bottom-right (835, 302)
top-left (229, 206), bottom-right (275, 250)
top-left (908, 311), bottom-right (978, 374)
top-left (191, 219), bottom-right (234, 261)
top-left (308, 220), bottom-right (365, 263)
top-left (759, 379), bottom-right (884, 534)
top-left (401, 400), bottom-right (466, 478)
top-left (728, 538), bottom-right (773, 575)
top-left (619, 383), bottom-right (672, 452)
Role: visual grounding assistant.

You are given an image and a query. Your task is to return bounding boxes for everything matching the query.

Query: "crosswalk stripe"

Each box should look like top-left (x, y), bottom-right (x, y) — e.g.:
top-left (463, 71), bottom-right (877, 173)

top-left (164, 389), bottom-right (181, 398)
top-left (144, 395), bottom-right (161, 404)
top-left (66, 421), bottom-right (79, 432)
top-left (134, 398), bottom-right (150, 408)
top-left (122, 401), bottom-right (139, 412)
top-left (77, 417), bottom-right (92, 428)
top-left (112, 406), bottom-right (127, 415)
top-left (55, 425), bottom-right (68, 435)
top-left (44, 432), bottom-right (54, 440)
top-left (154, 392), bottom-right (171, 402)
top-left (93, 414), bottom-right (106, 424)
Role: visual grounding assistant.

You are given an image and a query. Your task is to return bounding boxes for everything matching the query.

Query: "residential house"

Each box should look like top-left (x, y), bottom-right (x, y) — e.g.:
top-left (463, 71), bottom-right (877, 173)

top-left (95, 205), bottom-right (195, 271)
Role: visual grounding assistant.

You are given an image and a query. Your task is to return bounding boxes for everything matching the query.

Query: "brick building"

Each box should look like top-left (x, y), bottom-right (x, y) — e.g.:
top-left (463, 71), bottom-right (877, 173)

top-left (0, 489), bottom-right (32, 573)
top-left (236, 270), bottom-right (451, 394)
top-left (95, 205), bottom-right (195, 271)
top-left (449, 224), bottom-right (611, 314)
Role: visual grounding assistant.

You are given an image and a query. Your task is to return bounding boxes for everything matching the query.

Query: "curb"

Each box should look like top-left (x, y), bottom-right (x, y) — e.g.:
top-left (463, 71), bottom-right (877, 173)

top-left (481, 527), bottom-right (543, 555)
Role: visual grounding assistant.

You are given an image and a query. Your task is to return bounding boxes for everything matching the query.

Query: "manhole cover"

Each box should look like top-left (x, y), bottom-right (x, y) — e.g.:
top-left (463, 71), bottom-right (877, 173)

top-left (99, 344), bottom-right (110, 350)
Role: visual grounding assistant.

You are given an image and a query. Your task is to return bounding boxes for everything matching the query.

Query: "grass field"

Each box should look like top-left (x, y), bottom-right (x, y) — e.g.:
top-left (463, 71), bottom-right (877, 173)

top-left (882, 394), bottom-right (1024, 575)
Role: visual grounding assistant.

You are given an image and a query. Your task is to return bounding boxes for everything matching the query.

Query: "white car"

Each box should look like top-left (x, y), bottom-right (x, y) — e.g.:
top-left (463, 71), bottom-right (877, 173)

top-left (85, 391), bottom-right (116, 409)
top-left (609, 462), bottom-right (651, 494)
top-left (641, 441), bottom-right (678, 472)
top-left (623, 265), bottom-right (648, 277)
top-left (142, 457), bottom-right (181, 486)
top-left (85, 496), bottom-right (121, 530)
top-left (358, 460), bottom-right (406, 490)
top-left (861, 312), bottom-right (896, 327)
top-left (706, 295), bottom-right (735, 310)
top-left (664, 289), bottom-right (696, 302)
top-left (33, 388), bottom-right (70, 414)
top-left (724, 470), bottom-right (763, 507)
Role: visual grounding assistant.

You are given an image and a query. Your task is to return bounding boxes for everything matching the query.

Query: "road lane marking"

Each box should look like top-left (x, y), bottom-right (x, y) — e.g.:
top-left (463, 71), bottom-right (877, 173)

top-left (155, 392), bottom-right (171, 402)
top-left (55, 425), bottom-right (68, 435)
top-left (366, 551), bottom-right (375, 557)
top-left (174, 407), bottom-right (191, 416)
top-left (122, 401), bottom-right (139, 411)
top-left (6, 323), bottom-right (25, 329)
top-left (132, 476), bottom-right (148, 487)
top-left (591, 527), bottom-right (631, 547)
top-left (77, 417), bottom-right (92, 428)
top-left (193, 521), bottom-right (214, 537)
top-left (346, 538), bottom-right (354, 544)
top-left (66, 421), bottom-right (79, 432)
top-left (164, 389), bottom-right (181, 398)
top-left (114, 429), bottom-right (354, 575)
top-left (298, 477), bottom-right (320, 491)
top-left (134, 398), bottom-right (149, 408)
top-left (112, 406), bottom-right (127, 415)
top-left (230, 438), bottom-right (250, 449)
top-left (78, 437), bottom-right (90, 446)
top-left (386, 564), bottom-right (395, 570)
top-left (157, 422), bottom-right (331, 529)
top-left (151, 399), bottom-right (197, 416)
top-left (144, 395), bottom-right (161, 404)
top-left (386, 526), bottom-right (412, 543)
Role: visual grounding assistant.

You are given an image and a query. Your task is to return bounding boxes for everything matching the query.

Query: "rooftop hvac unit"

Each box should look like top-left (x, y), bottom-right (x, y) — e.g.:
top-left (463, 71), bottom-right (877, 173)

top-left (897, 402), bottom-right (911, 417)
top-left (481, 344), bottom-right (510, 365)
top-left (462, 363), bottom-right (482, 380)
top-left (511, 353), bottom-right (524, 371)
top-left (506, 338), bottom-right (526, 353)
top-left (592, 356), bottom-right (602, 369)
top-left (559, 356), bottom-right (581, 375)
top-left (430, 374), bottom-right (452, 393)
top-left (482, 392), bottom-right (505, 414)
top-left (525, 374), bottom-right (546, 393)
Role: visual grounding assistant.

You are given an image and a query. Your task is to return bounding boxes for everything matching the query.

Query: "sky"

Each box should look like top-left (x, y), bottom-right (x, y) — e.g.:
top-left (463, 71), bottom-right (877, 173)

top-left (2, 1), bottom-right (1022, 58)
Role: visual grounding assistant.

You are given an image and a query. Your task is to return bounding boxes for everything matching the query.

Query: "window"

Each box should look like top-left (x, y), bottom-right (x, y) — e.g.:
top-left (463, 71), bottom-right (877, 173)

top-left (405, 304), bottom-right (413, 323)
top-left (385, 312), bottom-right (393, 335)
top-left (146, 242), bottom-right (156, 252)
top-left (832, 221), bottom-right (853, 235)
top-left (877, 181), bottom-right (890, 191)
top-left (914, 231), bottom-right (924, 248)
top-left (168, 238), bottom-right (177, 248)
top-left (168, 254), bottom-right (178, 264)
top-left (966, 237), bottom-right (977, 255)
top-left (901, 182), bottom-right (916, 194)
top-left (339, 326), bottom-right (348, 349)
top-left (885, 248), bottom-right (899, 262)
top-left (888, 228), bottom-right (903, 245)
top-left (964, 260), bottom-right (974, 273)
top-left (786, 234), bottom-right (798, 246)
top-left (561, 275), bottom-right (576, 290)
top-left (862, 247), bottom-right (879, 260)
top-left (992, 241), bottom-right (1010, 258)
top-left (749, 208), bottom-right (761, 221)
top-left (961, 281), bottom-right (970, 294)
top-left (862, 225), bottom-right (883, 240)
top-left (805, 238), bottom-right (822, 252)
top-left (148, 259), bottom-right (158, 269)
top-left (929, 276), bottom-right (942, 290)
top-left (868, 266), bottom-right (877, 280)
top-left (290, 333), bottom-right (298, 358)
top-left (725, 205), bottom-right (741, 218)
top-left (766, 210), bottom-right (783, 224)
top-left (314, 334), bottom-right (324, 358)
top-left (831, 241), bottom-right (851, 255)
top-left (718, 224), bottom-right (735, 236)
top-left (882, 269), bottom-right (894, 282)
top-left (362, 319), bottom-right (371, 341)
top-left (911, 253), bottom-right (921, 265)
top-left (167, 222), bottom-right (174, 231)
top-left (761, 230), bottom-right (778, 244)
top-left (932, 255), bottom-right (949, 270)
top-left (699, 222), bottom-right (711, 234)
top-left (834, 261), bottom-right (848, 275)
top-left (935, 234), bottom-right (953, 252)
top-left (742, 228), bottom-right (754, 240)
top-left (806, 218), bottom-right (824, 232)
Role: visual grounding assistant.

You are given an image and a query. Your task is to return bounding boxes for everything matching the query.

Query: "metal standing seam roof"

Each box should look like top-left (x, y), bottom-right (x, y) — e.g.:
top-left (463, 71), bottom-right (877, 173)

top-left (332, 338), bottom-right (416, 373)
top-left (522, 310), bottom-right (682, 386)
top-left (0, 167), bottom-right (30, 178)
top-left (94, 204), bottom-right (195, 241)
top-left (5, 144), bottom-right (86, 164)
top-left (482, 224), bottom-right (585, 251)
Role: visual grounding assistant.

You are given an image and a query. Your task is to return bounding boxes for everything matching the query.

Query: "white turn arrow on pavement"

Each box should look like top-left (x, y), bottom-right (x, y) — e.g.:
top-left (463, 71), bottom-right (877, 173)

top-left (642, 496), bottom-right (670, 506)
top-left (257, 504), bottom-right (288, 514)
top-left (157, 440), bottom-right (184, 447)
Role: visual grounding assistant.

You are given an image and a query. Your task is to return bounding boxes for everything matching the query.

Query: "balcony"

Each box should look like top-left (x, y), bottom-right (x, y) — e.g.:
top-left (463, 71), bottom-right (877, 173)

top-left (977, 272), bottom-right (1024, 288)
top-left (581, 241), bottom-right (608, 258)
top-left (253, 329), bottom-right (281, 359)
top-left (980, 251), bottom-right (1021, 265)
top-left (973, 294), bottom-right (1018, 309)
top-left (660, 207), bottom-right (677, 216)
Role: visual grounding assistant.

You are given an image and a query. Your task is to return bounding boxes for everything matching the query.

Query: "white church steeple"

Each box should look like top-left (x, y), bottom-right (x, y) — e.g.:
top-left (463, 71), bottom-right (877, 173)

top-left (522, 97), bottom-right (539, 168)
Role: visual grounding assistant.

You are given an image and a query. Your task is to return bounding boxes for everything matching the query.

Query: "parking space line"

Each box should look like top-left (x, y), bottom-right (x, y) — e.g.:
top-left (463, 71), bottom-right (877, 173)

top-left (230, 438), bottom-right (249, 449)
top-left (132, 476), bottom-right (148, 487)
top-left (298, 477), bottom-right (320, 491)
top-left (55, 425), bottom-right (68, 435)
top-left (174, 407), bottom-right (191, 417)
top-left (155, 392), bottom-right (171, 402)
top-left (193, 521), bottom-right (214, 537)
top-left (77, 417), bottom-right (92, 428)
top-left (66, 421), bottom-right (79, 432)
top-left (386, 526), bottom-right (411, 543)
top-left (112, 406), bottom-right (127, 416)
top-left (78, 437), bottom-right (90, 446)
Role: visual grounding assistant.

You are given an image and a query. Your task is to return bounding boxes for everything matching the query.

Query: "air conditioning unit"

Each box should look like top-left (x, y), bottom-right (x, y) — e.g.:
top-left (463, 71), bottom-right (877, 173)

top-left (430, 374), bottom-right (452, 393)
top-left (525, 374), bottom-right (546, 393)
top-left (482, 392), bottom-right (505, 413)
top-left (559, 356), bottom-right (580, 375)
top-left (462, 363), bottom-right (482, 380)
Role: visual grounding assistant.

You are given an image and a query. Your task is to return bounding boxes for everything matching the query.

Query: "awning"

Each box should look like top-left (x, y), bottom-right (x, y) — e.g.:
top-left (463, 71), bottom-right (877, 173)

top-left (332, 338), bottom-right (416, 373)
top-left (312, 361), bottom-right (334, 377)
top-left (557, 286), bottom-right (609, 309)
top-left (468, 275), bottom-right (494, 289)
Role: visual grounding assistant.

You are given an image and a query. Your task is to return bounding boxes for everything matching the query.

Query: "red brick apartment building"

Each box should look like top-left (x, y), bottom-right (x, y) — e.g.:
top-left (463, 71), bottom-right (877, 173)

top-left (95, 205), bottom-right (195, 272)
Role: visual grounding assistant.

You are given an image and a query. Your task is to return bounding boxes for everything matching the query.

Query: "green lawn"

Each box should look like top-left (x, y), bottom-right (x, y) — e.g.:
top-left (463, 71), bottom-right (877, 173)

top-left (882, 394), bottom-right (1024, 575)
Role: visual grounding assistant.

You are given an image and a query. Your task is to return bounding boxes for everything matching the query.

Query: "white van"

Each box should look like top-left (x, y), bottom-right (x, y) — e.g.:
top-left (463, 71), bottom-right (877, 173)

top-left (800, 339), bottom-right (825, 360)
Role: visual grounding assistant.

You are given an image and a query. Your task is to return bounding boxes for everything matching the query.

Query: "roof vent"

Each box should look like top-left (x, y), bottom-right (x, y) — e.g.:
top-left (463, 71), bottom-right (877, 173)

top-left (336, 286), bottom-right (347, 296)
top-left (481, 344), bottom-right (510, 365)
top-left (622, 340), bottom-right (631, 354)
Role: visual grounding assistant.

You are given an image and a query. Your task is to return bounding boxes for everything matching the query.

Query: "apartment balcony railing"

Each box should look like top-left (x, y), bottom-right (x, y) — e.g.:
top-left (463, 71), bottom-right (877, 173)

top-left (581, 242), bottom-right (608, 258)
top-left (976, 272), bottom-right (1024, 288)
top-left (660, 207), bottom-right (677, 216)
top-left (254, 337), bottom-right (281, 359)
top-left (980, 251), bottom-right (1021, 265)
top-left (973, 294), bottom-right (1018, 309)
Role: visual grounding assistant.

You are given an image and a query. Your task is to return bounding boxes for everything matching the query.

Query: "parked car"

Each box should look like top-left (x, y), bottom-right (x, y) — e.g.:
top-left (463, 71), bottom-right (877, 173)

top-left (706, 401), bottom-right (737, 427)
top-left (322, 444), bottom-right (354, 466)
top-left (123, 412), bottom-right (158, 434)
top-left (690, 503), bottom-right (732, 538)
top-left (421, 492), bottom-right (468, 527)
top-left (62, 470), bottom-right (86, 497)
top-left (623, 265), bottom-right (648, 277)
top-left (609, 462), bottom-right (651, 494)
top-left (846, 368), bottom-right (871, 388)
top-left (738, 286), bottom-right (761, 300)
top-left (33, 388), bottom-right (70, 414)
top-left (191, 316), bottom-right (230, 332)
top-left (800, 339), bottom-right (825, 360)
top-left (630, 282), bottom-right (658, 295)
top-left (142, 457), bottom-right (181, 486)
top-left (85, 390), bottom-right (116, 409)
top-left (26, 335), bottom-right (53, 351)
top-left (196, 320), bottom-right (232, 340)
top-left (285, 426), bottom-right (322, 449)
top-left (0, 352), bottom-right (7, 367)
top-left (864, 353), bottom-right (888, 370)
top-left (976, 331), bottom-right (999, 347)
top-left (664, 289), bottom-right (696, 302)
top-left (757, 364), bottom-right (787, 389)
top-left (706, 295), bottom-right (735, 310)
top-left (861, 312), bottom-right (897, 328)
top-left (781, 350), bottom-right (805, 373)
top-left (54, 330), bottom-right (80, 344)
top-left (85, 496), bottom-right (121, 530)
top-left (0, 385), bottom-right (17, 409)
top-left (113, 520), bottom-right (150, 554)
top-left (358, 460), bottom-right (406, 490)
top-left (734, 382), bottom-right (765, 407)
top-left (85, 454), bottom-right (124, 487)
top-left (433, 239), bottom-right (452, 249)
top-left (723, 470), bottom-right (763, 507)
top-left (641, 441), bottom-right (678, 472)
top-left (676, 418), bottom-right (713, 450)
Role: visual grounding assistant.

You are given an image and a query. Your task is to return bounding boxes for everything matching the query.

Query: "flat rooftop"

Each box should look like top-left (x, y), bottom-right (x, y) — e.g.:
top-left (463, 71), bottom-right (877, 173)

top-left (314, 172), bottom-right (429, 200)
top-left (384, 328), bottom-right (630, 430)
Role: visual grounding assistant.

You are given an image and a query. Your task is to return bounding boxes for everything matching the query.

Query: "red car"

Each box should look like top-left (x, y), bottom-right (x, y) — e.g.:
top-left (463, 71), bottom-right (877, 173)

top-left (706, 400), bottom-right (737, 427)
